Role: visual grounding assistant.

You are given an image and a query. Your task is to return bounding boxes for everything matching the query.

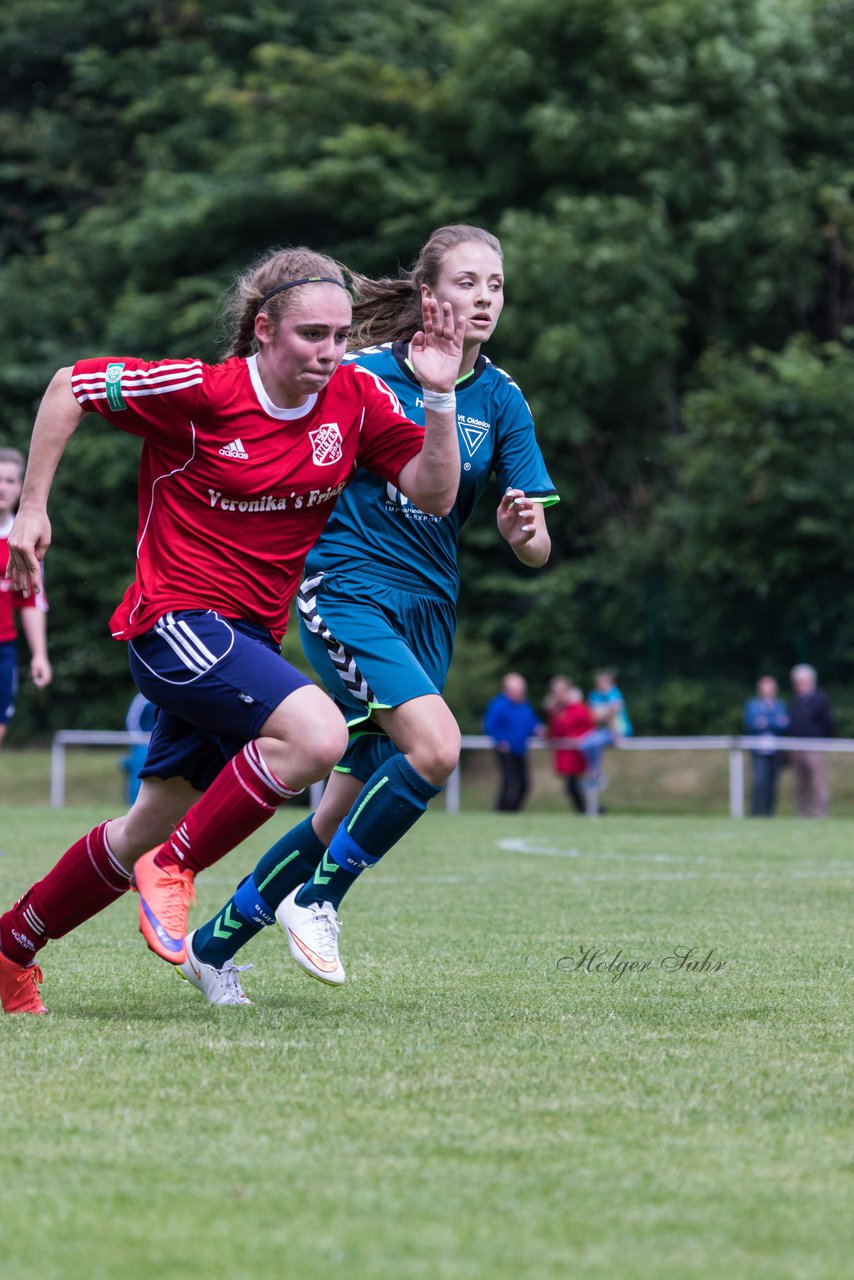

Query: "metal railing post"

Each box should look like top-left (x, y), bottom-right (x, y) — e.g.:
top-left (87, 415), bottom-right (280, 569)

top-left (50, 737), bottom-right (66, 808)
top-left (445, 762), bottom-right (461, 813)
top-left (729, 747), bottom-right (745, 819)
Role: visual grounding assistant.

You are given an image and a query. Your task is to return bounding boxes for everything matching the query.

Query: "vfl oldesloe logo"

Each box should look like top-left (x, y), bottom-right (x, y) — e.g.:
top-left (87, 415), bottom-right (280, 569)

top-left (309, 422), bottom-right (343, 466)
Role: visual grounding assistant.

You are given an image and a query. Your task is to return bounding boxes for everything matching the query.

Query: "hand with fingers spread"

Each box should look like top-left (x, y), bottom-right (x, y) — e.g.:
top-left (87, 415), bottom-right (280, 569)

top-left (408, 297), bottom-right (466, 392)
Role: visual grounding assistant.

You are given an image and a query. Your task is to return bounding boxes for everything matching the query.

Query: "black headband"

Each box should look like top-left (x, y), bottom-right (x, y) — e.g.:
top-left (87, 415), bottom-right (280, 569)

top-left (257, 276), bottom-right (349, 311)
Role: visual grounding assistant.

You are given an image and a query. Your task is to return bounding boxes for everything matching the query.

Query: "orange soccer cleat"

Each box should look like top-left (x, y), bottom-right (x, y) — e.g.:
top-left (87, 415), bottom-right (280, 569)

top-left (0, 952), bottom-right (47, 1014)
top-left (133, 849), bottom-right (195, 965)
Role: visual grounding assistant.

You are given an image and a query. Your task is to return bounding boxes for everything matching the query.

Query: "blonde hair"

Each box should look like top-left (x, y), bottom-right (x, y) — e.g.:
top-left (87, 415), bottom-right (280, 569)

top-left (221, 247), bottom-right (348, 359)
top-left (349, 224), bottom-right (502, 349)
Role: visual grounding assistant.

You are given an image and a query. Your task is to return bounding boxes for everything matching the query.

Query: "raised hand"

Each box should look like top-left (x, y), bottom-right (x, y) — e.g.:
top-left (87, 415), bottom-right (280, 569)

top-left (408, 297), bottom-right (466, 392)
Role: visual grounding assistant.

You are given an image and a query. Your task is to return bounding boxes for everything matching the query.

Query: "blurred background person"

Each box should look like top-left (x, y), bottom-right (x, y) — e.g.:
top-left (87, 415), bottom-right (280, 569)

top-left (483, 672), bottom-right (542, 812)
top-left (588, 669), bottom-right (633, 738)
top-left (573, 669), bottom-right (633, 809)
top-left (0, 446), bottom-right (51, 748)
top-left (546, 676), bottom-right (595, 814)
top-left (788, 664), bottom-right (834, 818)
top-left (743, 675), bottom-right (789, 817)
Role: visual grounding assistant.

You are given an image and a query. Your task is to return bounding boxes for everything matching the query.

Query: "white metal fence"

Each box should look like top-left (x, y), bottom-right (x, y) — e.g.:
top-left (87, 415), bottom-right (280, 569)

top-left (49, 728), bottom-right (853, 816)
top-left (448, 734), bottom-right (854, 817)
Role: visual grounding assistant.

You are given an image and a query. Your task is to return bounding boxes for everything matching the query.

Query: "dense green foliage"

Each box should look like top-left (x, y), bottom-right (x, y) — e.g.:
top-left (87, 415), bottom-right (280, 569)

top-left (2, 0), bottom-right (853, 737)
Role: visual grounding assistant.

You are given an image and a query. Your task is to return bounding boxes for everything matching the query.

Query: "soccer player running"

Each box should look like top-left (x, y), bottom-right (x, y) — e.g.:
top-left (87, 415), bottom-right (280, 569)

top-left (178, 225), bottom-right (559, 1004)
top-left (0, 246), bottom-right (464, 1014)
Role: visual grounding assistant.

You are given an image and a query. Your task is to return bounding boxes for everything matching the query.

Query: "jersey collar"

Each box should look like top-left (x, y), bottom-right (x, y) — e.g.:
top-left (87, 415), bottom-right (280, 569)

top-left (391, 340), bottom-right (487, 391)
top-left (246, 353), bottom-right (319, 420)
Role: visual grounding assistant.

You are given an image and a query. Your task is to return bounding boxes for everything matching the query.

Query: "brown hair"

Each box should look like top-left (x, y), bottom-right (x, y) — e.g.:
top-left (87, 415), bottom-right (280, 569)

top-left (221, 247), bottom-right (348, 359)
top-left (349, 224), bottom-right (503, 349)
top-left (0, 447), bottom-right (25, 478)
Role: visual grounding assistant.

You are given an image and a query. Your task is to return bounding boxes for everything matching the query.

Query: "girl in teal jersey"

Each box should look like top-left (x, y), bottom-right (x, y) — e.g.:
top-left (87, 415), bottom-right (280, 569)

top-left (182, 226), bottom-right (558, 1003)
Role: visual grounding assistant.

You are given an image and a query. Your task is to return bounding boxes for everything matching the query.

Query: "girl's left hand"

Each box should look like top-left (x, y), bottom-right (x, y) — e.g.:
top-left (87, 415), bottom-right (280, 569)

top-left (497, 488), bottom-right (536, 548)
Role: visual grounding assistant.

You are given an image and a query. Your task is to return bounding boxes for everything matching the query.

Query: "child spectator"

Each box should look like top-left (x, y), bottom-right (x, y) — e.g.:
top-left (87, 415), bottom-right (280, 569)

top-left (546, 677), bottom-right (596, 814)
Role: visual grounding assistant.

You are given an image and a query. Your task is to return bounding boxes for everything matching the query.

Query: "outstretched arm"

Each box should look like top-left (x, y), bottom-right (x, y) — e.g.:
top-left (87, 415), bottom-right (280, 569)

top-left (496, 489), bottom-right (551, 567)
top-left (395, 297), bottom-right (464, 516)
top-left (5, 367), bottom-right (84, 597)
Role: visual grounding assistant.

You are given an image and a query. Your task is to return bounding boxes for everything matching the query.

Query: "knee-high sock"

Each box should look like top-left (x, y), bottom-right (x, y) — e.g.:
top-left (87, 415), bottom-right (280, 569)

top-left (0, 821), bottom-right (130, 966)
top-left (192, 815), bottom-right (326, 968)
top-left (297, 754), bottom-right (441, 910)
top-left (154, 741), bottom-right (301, 876)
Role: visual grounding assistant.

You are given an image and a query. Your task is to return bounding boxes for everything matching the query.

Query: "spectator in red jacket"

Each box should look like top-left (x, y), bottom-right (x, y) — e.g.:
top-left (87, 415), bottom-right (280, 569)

top-left (545, 677), bottom-right (596, 814)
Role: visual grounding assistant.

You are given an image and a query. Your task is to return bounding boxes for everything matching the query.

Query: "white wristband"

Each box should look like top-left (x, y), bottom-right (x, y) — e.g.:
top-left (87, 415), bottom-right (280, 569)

top-left (422, 388), bottom-right (457, 413)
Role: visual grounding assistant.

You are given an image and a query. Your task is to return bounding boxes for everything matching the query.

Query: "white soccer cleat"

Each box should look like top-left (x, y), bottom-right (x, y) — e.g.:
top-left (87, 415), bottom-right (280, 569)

top-left (276, 887), bottom-right (345, 986)
top-left (177, 930), bottom-right (253, 1006)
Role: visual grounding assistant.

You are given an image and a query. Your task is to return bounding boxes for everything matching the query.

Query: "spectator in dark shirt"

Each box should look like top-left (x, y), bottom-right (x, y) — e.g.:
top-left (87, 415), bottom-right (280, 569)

top-left (484, 673), bottom-right (542, 812)
top-left (789, 664), bottom-right (834, 818)
top-left (743, 676), bottom-right (789, 817)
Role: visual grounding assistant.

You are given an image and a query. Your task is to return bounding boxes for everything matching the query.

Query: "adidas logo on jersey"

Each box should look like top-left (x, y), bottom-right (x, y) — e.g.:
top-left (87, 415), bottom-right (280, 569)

top-left (218, 438), bottom-right (249, 460)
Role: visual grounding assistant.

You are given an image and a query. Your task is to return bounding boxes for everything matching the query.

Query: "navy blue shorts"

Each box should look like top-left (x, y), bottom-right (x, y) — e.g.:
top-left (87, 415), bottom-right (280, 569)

top-left (297, 567), bottom-right (455, 783)
top-left (0, 640), bottom-right (18, 725)
top-left (127, 609), bottom-right (312, 792)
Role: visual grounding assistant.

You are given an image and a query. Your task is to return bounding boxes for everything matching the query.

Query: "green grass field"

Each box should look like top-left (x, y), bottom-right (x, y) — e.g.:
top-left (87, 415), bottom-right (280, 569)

top-left (1, 806), bottom-right (851, 1280)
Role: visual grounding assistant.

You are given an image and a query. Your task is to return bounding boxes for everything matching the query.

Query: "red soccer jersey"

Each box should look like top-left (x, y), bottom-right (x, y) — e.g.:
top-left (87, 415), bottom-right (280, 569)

top-left (548, 702), bottom-right (596, 776)
top-left (1, 517), bottom-right (46, 643)
top-left (71, 354), bottom-right (424, 643)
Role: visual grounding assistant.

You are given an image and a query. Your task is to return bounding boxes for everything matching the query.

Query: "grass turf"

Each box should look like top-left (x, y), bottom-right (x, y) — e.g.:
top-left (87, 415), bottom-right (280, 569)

top-left (1, 808), bottom-right (851, 1280)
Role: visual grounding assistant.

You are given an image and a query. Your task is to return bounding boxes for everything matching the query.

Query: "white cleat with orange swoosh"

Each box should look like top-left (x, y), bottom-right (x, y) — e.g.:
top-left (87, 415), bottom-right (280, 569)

top-left (177, 930), bottom-right (253, 1005)
top-left (276, 887), bottom-right (345, 986)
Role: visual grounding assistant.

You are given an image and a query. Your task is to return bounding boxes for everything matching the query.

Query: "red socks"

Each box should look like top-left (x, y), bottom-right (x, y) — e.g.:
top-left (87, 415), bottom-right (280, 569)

top-left (0, 745), bottom-right (298, 967)
top-left (154, 741), bottom-right (300, 876)
top-left (0, 821), bottom-right (130, 966)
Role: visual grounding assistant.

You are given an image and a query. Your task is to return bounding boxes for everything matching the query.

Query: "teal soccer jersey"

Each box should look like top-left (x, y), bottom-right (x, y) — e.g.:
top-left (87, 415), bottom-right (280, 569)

top-left (303, 341), bottom-right (558, 601)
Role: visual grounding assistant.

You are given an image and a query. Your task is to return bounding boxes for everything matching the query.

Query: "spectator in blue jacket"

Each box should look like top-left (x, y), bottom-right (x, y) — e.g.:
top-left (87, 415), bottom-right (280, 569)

top-left (743, 676), bottom-right (789, 816)
top-left (484, 673), bottom-right (542, 811)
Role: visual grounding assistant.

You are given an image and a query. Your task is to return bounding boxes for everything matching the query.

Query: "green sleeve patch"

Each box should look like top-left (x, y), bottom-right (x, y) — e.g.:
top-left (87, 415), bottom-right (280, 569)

top-left (105, 362), bottom-right (127, 411)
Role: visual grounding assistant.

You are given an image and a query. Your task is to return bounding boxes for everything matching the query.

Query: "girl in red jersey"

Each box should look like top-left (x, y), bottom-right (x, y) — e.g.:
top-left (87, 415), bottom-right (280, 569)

top-left (545, 677), bottom-right (596, 814)
top-left (0, 447), bottom-right (52, 748)
top-left (0, 246), bottom-right (463, 1014)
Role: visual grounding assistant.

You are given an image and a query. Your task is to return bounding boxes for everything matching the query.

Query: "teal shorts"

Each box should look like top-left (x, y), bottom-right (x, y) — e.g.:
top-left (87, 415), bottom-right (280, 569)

top-left (297, 567), bottom-right (456, 782)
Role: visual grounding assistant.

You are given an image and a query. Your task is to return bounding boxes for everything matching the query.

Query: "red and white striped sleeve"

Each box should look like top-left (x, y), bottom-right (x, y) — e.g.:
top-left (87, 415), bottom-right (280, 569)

top-left (352, 365), bottom-right (424, 485)
top-left (71, 357), bottom-right (205, 441)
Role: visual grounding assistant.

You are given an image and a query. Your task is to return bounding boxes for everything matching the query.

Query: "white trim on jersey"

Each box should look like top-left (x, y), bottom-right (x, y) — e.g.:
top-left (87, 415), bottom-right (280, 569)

top-left (71, 361), bottom-right (204, 404)
top-left (72, 361), bottom-right (202, 387)
top-left (73, 377), bottom-right (205, 404)
top-left (246, 353), bottom-right (319, 421)
top-left (124, 424), bottom-right (198, 632)
top-left (352, 365), bottom-right (404, 416)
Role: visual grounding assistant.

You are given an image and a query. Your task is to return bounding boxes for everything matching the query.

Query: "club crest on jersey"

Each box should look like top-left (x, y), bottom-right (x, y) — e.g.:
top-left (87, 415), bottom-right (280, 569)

top-left (309, 422), bottom-right (343, 466)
